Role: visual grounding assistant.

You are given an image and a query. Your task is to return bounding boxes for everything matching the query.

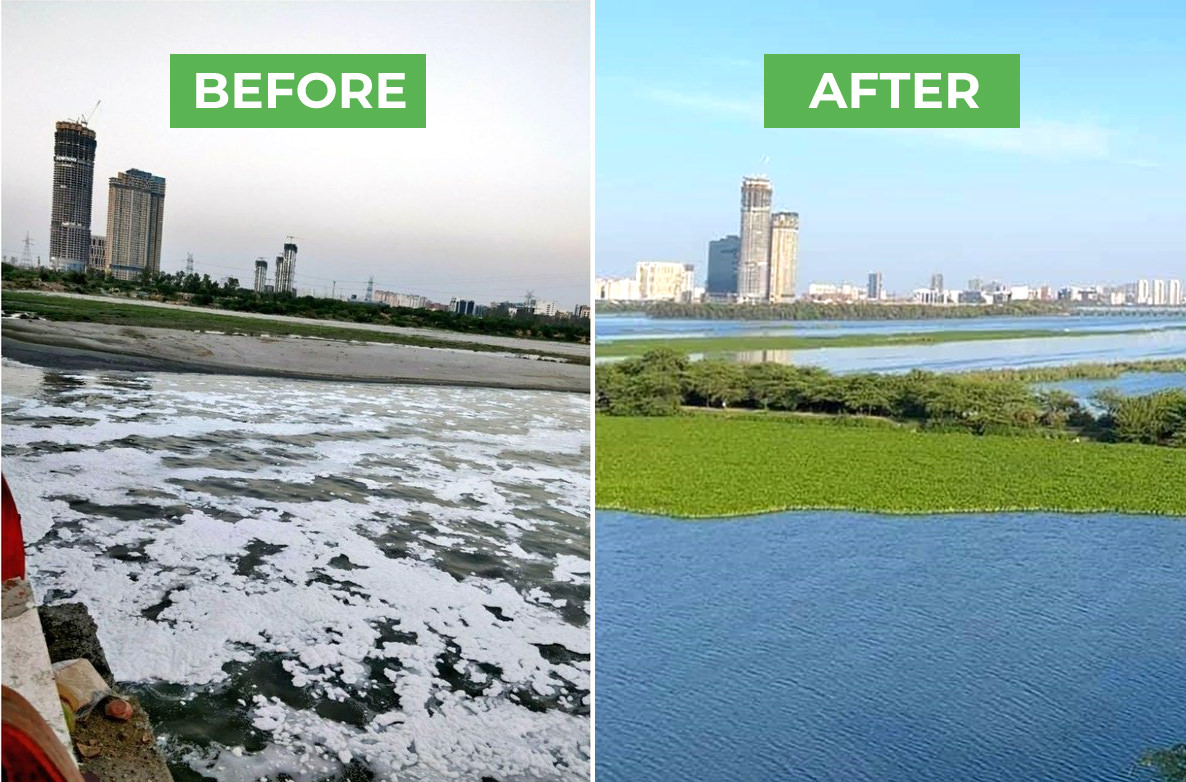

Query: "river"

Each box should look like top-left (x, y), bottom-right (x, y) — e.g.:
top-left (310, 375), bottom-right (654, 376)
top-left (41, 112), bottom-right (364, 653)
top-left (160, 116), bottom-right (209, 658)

top-left (596, 314), bottom-right (1186, 373)
top-left (1, 360), bottom-right (590, 781)
top-left (597, 510), bottom-right (1186, 782)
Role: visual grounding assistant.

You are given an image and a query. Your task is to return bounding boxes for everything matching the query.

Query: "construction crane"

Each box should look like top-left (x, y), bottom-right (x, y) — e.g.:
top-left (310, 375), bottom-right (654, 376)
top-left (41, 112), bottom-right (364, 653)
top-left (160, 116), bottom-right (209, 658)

top-left (77, 100), bottom-right (101, 126)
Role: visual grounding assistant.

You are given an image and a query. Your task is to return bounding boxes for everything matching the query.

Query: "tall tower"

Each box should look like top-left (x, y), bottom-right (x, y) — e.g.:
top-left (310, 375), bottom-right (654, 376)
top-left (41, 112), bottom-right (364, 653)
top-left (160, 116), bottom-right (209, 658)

top-left (738, 176), bottom-right (773, 301)
top-left (275, 240), bottom-right (298, 294)
top-left (104, 169), bottom-right (166, 280)
top-left (49, 120), bottom-right (98, 272)
top-left (767, 212), bottom-right (799, 303)
top-left (254, 258), bottom-right (268, 293)
top-left (365, 276), bottom-right (374, 303)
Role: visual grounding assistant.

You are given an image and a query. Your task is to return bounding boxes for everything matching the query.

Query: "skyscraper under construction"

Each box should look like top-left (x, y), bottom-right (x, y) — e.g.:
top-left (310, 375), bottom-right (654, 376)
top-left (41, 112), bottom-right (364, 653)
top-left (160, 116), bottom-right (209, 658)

top-left (49, 120), bottom-right (98, 272)
top-left (273, 241), bottom-right (297, 294)
top-left (737, 176), bottom-right (773, 301)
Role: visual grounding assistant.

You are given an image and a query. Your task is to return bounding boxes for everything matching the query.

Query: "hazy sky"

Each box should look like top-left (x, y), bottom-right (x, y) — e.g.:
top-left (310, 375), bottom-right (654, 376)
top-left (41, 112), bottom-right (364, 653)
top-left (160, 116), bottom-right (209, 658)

top-left (2, 1), bottom-right (590, 307)
top-left (596, 0), bottom-right (1185, 293)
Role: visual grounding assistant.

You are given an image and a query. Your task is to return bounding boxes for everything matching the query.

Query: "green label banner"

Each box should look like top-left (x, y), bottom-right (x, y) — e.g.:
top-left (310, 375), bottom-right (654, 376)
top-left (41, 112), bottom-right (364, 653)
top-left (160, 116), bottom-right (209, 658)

top-left (764, 54), bottom-right (1020, 129)
top-left (170, 54), bottom-right (426, 128)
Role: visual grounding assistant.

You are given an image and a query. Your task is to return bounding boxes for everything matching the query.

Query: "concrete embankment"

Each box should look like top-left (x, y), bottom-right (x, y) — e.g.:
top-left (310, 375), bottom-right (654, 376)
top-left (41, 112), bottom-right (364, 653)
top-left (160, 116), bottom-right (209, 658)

top-left (2, 318), bottom-right (590, 393)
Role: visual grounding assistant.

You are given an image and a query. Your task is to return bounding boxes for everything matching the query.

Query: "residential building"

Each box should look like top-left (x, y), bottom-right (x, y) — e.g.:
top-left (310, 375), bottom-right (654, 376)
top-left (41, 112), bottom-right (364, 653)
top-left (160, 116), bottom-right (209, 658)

top-left (50, 121), bottom-right (98, 272)
top-left (454, 299), bottom-right (476, 316)
top-left (535, 300), bottom-right (558, 317)
top-left (88, 235), bottom-right (106, 273)
top-left (375, 290), bottom-right (429, 309)
top-left (104, 168), bottom-right (165, 281)
top-left (596, 276), bottom-right (639, 300)
top-left (636, 261), bottom-right (694, 301)
top-left (1153, 279), bottom-right (1167, 306)
top-left (1170, 279), bottom-right (1183, 306)
top-left (930, 272), bottom-right (944, 294)
top-left (573, 304), bottom-right (590, 318)
top-left (767, 212), bottom-right (799, 303)
top-left (1138, 279), bottom-right (1151, 305)
top-left (737, 176), bottom-right (772, 301)
top-left (705, 235), bottom-right (740, 299)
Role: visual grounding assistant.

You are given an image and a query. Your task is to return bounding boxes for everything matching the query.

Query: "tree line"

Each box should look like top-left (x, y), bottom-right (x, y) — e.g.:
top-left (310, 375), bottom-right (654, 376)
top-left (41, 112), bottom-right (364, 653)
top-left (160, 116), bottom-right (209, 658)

top-left (596, 349), bottom-right (1186, 447)
top-left (1, 264), bottom-right (589, 343)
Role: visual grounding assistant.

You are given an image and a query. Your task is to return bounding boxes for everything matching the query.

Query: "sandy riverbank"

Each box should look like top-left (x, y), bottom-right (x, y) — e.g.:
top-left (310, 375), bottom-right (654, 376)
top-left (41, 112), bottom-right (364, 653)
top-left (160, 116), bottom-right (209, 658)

top-left (1, 319), bottom-right (589, 392)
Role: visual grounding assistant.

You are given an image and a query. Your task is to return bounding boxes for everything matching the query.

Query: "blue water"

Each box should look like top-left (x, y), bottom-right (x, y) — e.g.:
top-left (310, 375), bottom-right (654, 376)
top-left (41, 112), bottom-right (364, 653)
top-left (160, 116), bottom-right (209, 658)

top-left (597, 511), bottom-right (1186, 782)
top-left (595, 315), bottom-right (1186, 372)
top-left (596, 313), bottom-right (1186, 343)
top-left (1041, 373), bottom-right (1186, 408)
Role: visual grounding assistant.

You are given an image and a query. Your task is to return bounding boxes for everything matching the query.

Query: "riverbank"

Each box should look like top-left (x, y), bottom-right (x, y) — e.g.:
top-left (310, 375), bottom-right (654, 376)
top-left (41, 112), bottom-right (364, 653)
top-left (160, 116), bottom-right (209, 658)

top-left (596, 414), bottom-right (1186, 516)
top-left (2, 319), bottom-right (589, 392)
top-left (2, 291), bottom-right (588, 360)
top-left (596, 325), bottom-right (1186, 358)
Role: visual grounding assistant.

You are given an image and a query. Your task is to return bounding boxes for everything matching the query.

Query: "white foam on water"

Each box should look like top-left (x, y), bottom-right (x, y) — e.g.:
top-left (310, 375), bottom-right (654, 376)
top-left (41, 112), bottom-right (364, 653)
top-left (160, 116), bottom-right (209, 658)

top-left (2, 363), bottom-right (589, 780)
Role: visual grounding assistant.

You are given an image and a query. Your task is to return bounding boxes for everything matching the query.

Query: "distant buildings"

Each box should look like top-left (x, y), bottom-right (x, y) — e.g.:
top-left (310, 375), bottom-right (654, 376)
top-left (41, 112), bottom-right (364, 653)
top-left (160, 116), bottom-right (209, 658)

top-left (274, 241), bottom-right (297, 294)
top-left (49, 120), bottom-right (98, 272)
top-left (104, 168), bottom-right (166, 280)
top-left (738, 176), bottom-right (774, 301)
top-left (374, 290), bottom-right (428, 309)
top-left (1171, 279), bottom-right (1183, 306)
top-left (706, 235), bottom-right (740, 300)
top-left (253, 258), bottom-right (268, 293)
top-left (867, 271), bottom-right (883, 301)
top-left (636, 261), bottom-right (695, 301)
top-left (929, 272), bottom-right (944, 295)
top-left (768, 212), bottom-right (800, 303)
top-left (573, 304), bottom-right (590, 318)
top-left (596, 276), bottom-right (639, 301)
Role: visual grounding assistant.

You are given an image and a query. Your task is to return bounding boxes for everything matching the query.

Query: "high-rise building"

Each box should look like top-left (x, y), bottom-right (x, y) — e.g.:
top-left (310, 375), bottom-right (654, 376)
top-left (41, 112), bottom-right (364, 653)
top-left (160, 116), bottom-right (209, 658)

top-left (274, 241), bottom-right (298, 294)
top-left (738, 176), bottom-right (773, 301)
top-left (88, 236), bottom-right (106, 273)
top-left (867, 272), bottom-right (883, 301)
top-left (1170, 279), bottom-right (1183, 306)
top-left (636, 261), bottom-right (694, 301)
top-left (767, 212), bottom-right (799, 303)
top-left (1137, 279), bottom-right (1151, 305)
top-left (104, 169), bottom-right (165, 281)
top-left (930, 272), bottom-right (944, 293)
top-left (1153, 279), bottom-right (1167, 306)
top-left (706, 235), bottom-right (740, 299)
top-left (254, 258), bottom-right (268, 293)
top-left (50, 121), bottom-right (98, 272)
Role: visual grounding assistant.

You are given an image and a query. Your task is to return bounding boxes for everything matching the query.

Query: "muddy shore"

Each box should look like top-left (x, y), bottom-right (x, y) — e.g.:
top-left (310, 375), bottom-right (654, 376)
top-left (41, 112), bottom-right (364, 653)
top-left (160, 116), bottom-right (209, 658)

top-left (2, 319), bottom-right (589, 393)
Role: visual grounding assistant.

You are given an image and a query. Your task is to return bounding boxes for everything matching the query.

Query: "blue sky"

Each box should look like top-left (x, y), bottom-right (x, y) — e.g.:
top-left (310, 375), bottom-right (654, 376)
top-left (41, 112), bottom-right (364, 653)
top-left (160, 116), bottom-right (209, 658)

top-left (595, 0), bottom-right (1186, 293)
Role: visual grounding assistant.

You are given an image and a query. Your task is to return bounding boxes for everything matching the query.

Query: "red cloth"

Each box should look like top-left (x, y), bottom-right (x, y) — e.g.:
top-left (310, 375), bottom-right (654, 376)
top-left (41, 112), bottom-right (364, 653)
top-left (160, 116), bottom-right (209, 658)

top-left (2, 475), bottom-right (26, 581)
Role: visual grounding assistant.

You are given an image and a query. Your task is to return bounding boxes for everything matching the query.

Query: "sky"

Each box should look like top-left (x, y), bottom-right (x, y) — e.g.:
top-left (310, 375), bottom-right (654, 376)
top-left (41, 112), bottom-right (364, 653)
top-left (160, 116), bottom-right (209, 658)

top-left (595, 0), bottom-right (1186, 294)
top-left (1, 1), bottom-right (590, 308)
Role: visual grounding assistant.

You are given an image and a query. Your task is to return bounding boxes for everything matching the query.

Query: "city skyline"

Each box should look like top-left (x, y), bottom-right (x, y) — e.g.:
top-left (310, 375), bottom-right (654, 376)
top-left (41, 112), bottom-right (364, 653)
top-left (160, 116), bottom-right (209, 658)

top-left (596, 0), bottom-right (1186, 285)
top-left (1, 1), bottom-right (590, 307)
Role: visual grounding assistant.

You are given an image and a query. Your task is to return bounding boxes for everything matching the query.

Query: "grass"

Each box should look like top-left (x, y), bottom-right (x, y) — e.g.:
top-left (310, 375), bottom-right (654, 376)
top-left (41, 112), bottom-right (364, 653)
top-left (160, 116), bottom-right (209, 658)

top-left (596, 413), bottom-right (1186, 516)
top-left (1, 291), bottom-right (585, 362)
top-left (595, 325), bottom-right (1186, 358)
